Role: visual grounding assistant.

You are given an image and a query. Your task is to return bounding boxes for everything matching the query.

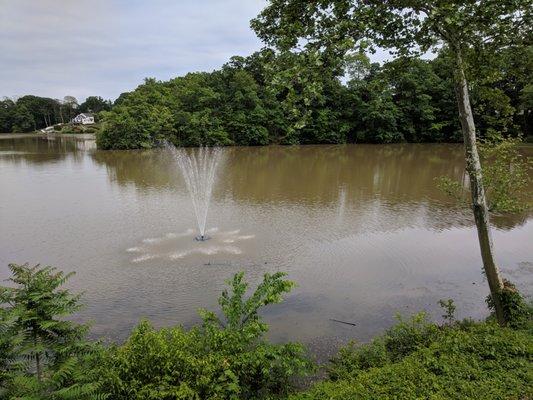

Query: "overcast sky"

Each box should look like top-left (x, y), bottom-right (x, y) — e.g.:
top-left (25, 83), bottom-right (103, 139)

top-left (0, 0), bottom-right (271, 102)
top-left (1, 0), bottom-right (394, 103)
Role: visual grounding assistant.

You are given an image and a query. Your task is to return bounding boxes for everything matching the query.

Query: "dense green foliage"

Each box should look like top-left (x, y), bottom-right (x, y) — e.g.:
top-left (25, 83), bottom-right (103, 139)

top-left (487, 280), bottom-right (533, 330)
top-left (78, 97), bottom-right (112, 115)
top-left (96, 47), bottom-right (532, 149)
top-left (248, 0), bottom-right (531, 146)
top-left (1, 266), bottom-right (312, 399)
top-left (98, 0), bottom-right (533, 149)
top-left (97, 68), bottom-right (276, 149)
top-left (97, 272), bottom-right (313, 399)
top-left (1, 96), bottom-right (55, 132)
top-left (293, 321), bottom-right (532, 400)
top-left (0, 263), bottom-right (104, 399)
top-left (1, 264), bottom-right (531, 399)
top-left (301, 293), bottom-right (532, 400)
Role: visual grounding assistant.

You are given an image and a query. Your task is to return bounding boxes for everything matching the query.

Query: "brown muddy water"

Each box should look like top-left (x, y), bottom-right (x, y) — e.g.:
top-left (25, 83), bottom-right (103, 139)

top-left (1, 135), bottom-right (531, 360)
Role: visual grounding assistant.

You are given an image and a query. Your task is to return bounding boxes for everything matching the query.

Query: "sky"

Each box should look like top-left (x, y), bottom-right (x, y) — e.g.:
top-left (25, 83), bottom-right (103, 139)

top-left (0, 0), bottom-right (395, 103)
top-left (0, 0), bottom-right (269, 102)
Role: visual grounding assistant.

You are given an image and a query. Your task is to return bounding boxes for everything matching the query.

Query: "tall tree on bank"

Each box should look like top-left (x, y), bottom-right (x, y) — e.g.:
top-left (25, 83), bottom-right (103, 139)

top-left (252, 0), bottom-right (531, 324)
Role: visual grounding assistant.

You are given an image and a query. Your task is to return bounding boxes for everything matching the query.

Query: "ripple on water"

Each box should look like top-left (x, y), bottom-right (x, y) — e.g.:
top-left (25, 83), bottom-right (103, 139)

top-left (128, 228), bottom-right (254, 263)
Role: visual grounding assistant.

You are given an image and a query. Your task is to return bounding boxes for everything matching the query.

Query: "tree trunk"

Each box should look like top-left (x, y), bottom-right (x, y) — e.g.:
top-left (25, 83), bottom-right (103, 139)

top-left (453, 49), bottom-right (505, 325)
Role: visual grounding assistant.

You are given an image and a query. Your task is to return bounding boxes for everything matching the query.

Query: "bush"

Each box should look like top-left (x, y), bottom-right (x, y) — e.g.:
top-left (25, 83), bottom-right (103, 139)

top-left (0, 263), bottom-right (104, 399)
top-left (487, 279), bottom-right (533, 329)
top-left (3, 263), bottom-right (530, 400)
top-left (97, 272), bottom-right (313, 399)
top-left (1, 267), bottom-right (312, 399)
top-left (328, 312), bottom-right (439, 380)
top-left (296, 322), bottom-right (532, 400)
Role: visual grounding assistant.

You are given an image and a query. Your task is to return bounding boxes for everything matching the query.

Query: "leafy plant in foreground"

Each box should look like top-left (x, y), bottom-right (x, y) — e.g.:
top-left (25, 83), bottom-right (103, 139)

top-left (328, 312), bottom-right (439, 381)
top-left (0, 263), bottom-right (105, 399)
top-left (99, 272), bottom-right (313, 399)
top-left (487, 279), bottom-right (532, 330)
top-left (295, 322), bottom-right (532, 400)
top-left (438, 298), bottom-right (456, 325)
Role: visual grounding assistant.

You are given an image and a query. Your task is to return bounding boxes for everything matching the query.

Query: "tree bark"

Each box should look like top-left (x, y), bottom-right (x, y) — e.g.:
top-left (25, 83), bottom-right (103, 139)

top-left (453, 48), bottom-right (505, 325)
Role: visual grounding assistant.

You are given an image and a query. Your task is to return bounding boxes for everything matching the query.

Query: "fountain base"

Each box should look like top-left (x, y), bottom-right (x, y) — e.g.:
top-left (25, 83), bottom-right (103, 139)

top-left (195, 235), bottom-right (210, 241)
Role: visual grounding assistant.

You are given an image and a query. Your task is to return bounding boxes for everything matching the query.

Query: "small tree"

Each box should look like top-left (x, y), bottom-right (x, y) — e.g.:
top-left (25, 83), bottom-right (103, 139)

top-left (0, 263), bottom-right (103, 399)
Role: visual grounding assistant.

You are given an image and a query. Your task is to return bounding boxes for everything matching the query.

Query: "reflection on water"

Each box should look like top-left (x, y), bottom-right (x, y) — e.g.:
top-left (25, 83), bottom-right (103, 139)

top-left (0, 136), bottom-right (531, 360)
top-left (91, 144), bottom-right (530, 231)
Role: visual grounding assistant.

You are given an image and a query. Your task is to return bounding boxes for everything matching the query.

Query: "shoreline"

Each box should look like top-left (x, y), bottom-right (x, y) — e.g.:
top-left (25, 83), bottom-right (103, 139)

top-left (0, 132), bottom-right (96, 140)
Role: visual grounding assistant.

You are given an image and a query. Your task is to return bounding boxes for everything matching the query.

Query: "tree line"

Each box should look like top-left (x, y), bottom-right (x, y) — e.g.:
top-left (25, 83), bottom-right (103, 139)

top-left (2, 49), bottom-right (529, 147)
top-left (0, 96), bottom-right (111, 133)
top-left (95, 44), bottom-right (531, 149)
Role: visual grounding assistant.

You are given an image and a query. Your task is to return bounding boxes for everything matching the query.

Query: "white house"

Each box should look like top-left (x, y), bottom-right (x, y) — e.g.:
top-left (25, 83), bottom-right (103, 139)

top-left (72, 113), bottom-right (95, 125)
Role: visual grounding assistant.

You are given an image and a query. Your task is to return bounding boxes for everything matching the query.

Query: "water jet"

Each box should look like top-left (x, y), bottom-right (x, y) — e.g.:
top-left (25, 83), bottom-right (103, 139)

top-left (167, 145), bottom-right (224, 240)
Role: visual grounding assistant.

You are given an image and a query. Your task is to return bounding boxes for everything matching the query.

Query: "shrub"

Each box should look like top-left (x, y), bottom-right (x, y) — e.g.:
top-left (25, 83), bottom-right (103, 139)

top-left (0, 263), bottom-right (105, 399)
top-left (296, 322), bottom-right (532, 400)
top-left (98, 272), bottom-right (314, 399)
top-left (382, 312), bottom-right (440, 361)
top-left (328, 312), bottom-right (439, 380)
top-left (479, 137), bottom-right (532, 212)
top-left (487, 279), bottom-right (532, 329)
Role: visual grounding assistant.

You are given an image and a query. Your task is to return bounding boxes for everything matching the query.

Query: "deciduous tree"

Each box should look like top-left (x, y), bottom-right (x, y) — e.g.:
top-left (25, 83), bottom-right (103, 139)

top-left (252, 0), bottom-right (532, 324)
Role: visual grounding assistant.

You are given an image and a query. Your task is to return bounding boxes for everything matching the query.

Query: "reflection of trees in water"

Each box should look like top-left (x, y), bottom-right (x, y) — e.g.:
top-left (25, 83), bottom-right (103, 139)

top-left (91, 149), bottom-right (182, 189)
top-left (90, 144), bottom-right (530, 231)
top-left (0, 136), bottom-right (94, 165)
top-left (490, 212), bottom-right (531, 231)
top-left (223, 144), bottom-right (466, 205)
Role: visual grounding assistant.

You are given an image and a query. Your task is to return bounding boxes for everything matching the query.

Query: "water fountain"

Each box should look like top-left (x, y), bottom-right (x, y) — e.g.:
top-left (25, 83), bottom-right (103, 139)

top-left (168, 145), bottom-right (224, 241)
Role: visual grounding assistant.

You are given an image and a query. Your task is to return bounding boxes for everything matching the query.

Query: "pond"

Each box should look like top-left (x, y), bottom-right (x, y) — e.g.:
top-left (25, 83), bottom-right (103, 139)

top-left (1, 135), bottom-right (531, 360)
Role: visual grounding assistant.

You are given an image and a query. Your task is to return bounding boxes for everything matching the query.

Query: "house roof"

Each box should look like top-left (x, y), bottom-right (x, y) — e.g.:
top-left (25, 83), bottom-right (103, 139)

top-left (78, 113), bottom-right (94, 118)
